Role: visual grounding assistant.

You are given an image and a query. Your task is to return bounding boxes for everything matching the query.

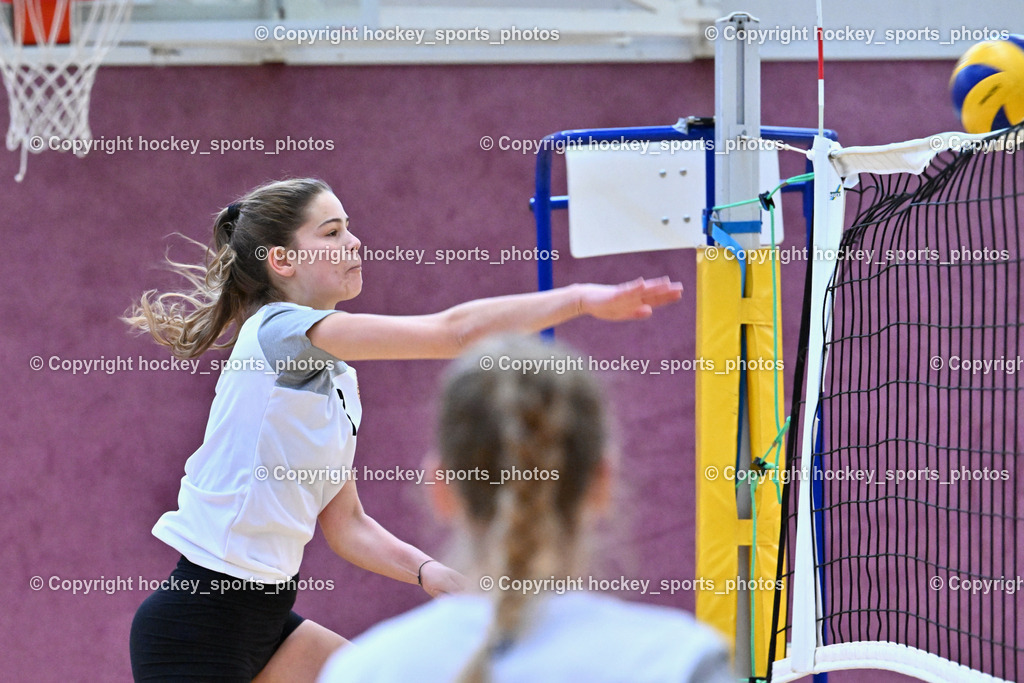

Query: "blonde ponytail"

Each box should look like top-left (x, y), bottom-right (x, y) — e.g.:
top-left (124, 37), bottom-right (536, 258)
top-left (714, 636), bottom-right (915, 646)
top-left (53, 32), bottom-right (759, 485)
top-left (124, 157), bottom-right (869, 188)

top-left (438, 336), bottom-right (605, 682)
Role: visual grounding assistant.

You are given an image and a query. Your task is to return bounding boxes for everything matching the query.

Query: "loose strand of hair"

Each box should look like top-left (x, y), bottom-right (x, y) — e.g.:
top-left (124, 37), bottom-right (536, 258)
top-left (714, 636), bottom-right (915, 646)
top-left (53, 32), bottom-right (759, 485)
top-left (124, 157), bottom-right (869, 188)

top-left (122, 234), bottom-right (242, 359)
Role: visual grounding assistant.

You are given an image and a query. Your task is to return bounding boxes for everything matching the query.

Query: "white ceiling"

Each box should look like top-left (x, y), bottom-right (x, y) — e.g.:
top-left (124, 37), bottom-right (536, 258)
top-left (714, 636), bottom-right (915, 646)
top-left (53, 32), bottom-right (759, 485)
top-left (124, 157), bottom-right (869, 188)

top-left (718, 0), bottom-right (1020, 61)
top-left (8, 0), bottom-right (1020, 65)
top-left (109, 0), bottom-right (719, 64)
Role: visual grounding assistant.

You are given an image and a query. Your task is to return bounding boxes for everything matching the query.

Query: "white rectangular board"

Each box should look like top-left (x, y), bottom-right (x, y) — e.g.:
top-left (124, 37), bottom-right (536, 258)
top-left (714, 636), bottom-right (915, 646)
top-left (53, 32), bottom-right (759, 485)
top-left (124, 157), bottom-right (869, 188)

top-left (566, 145), bottom-right (785, 258)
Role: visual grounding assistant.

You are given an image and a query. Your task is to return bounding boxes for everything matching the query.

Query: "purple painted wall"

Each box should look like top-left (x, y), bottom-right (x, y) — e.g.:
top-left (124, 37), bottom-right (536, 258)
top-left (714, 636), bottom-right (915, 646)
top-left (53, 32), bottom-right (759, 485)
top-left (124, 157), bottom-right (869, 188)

top-left (1, 60), bottom-right (961, 681)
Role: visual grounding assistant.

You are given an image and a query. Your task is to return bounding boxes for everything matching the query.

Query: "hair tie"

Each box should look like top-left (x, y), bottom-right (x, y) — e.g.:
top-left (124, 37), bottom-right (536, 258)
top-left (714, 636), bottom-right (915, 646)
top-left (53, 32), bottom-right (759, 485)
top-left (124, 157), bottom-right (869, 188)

top-left (223, 203), bottom-right (242, 241)
top-left (417, 559), bottom-right (436, 586)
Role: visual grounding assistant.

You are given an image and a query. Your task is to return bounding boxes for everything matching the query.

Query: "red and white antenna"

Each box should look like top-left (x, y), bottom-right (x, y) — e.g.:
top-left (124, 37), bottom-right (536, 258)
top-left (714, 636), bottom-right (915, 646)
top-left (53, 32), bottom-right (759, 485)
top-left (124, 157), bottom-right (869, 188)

top-left (816, 0), bottom-right (825, 135)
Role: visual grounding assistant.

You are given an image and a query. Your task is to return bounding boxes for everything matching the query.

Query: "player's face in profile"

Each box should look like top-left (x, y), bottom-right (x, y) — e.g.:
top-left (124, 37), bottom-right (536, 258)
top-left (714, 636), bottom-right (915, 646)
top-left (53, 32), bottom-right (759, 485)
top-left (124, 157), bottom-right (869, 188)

top-left (287, 191), bottom-right (363, 307)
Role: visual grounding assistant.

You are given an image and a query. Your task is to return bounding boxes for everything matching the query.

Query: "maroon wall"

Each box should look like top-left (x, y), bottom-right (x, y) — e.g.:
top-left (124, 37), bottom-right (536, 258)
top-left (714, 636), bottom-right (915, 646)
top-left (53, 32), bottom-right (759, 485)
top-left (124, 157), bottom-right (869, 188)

top-left (0, 60), bottom-right (961, 681)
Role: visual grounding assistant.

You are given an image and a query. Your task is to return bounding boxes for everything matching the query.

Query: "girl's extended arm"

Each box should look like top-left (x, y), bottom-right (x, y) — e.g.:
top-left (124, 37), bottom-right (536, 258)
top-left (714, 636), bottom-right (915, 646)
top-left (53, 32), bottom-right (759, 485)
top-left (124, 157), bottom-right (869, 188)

top-left (308, 277), bottom-right (681, 361)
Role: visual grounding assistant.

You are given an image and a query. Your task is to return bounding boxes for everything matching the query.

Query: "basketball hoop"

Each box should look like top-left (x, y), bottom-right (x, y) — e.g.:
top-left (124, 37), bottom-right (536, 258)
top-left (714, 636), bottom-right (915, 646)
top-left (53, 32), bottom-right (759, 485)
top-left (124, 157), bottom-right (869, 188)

top-left (0, 0), bottom-right (130, 181)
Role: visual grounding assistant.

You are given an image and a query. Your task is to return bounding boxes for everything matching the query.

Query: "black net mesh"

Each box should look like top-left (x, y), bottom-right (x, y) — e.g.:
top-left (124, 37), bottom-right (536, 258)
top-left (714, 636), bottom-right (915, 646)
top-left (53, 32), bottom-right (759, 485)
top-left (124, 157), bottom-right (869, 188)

top-left (770, 125), bottom-right (1024, 682)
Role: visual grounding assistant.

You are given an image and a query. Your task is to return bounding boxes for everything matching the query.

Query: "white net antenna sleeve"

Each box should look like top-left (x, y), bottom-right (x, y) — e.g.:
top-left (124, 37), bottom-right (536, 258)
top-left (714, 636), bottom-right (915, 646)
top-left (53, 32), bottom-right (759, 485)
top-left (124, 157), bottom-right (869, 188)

top-left (829, 130), bottom-right (1005, 180)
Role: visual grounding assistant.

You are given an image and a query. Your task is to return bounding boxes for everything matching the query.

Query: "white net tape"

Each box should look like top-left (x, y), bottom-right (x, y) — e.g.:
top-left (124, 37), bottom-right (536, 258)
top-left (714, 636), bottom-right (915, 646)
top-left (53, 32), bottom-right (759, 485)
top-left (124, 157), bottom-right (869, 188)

top-left (0, 0), bottom-right (130, 181)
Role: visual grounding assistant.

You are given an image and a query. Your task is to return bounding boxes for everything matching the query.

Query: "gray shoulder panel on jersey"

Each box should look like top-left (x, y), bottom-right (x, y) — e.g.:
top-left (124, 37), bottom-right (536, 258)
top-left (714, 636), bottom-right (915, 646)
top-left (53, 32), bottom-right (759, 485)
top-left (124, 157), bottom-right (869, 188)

top-left (257, 304), bottom-right (348, 395)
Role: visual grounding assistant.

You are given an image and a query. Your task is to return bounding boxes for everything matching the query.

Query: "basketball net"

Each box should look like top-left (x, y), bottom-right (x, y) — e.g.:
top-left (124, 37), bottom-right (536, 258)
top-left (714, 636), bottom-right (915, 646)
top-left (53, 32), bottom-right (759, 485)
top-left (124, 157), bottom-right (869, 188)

top-left (0, 0), bottom-right (130, 181)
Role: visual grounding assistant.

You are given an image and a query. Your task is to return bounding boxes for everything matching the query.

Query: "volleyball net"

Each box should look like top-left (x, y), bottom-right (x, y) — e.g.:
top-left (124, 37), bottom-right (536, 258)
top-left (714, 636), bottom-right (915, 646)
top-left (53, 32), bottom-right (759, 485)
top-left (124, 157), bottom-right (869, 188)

top-left (769, 125), bottom-right (1024, 683)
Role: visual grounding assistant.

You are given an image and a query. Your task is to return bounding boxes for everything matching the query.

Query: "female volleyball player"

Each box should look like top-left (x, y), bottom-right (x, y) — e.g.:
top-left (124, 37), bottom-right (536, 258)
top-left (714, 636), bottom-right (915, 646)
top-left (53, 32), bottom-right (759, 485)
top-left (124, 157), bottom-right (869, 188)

top-left (126, 178), bottom-right (683, 682)
top-left (317, 335), bottom-right (731, 682)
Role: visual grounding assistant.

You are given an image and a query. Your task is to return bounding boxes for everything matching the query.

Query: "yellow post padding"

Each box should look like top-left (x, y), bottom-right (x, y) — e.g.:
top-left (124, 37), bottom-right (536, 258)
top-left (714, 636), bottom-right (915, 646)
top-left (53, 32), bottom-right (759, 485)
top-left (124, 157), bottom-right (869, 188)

top-left (694, 249), bottom-right (743, 644)
top-left (743, 255), bottom-right (788, 677)
top-left (694, 249), bottom-right (787, 676)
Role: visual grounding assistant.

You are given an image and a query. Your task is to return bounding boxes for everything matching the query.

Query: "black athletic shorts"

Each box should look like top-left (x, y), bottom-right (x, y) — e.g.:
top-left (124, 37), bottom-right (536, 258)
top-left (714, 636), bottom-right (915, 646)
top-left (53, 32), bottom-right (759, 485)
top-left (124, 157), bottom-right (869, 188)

top-left (129, 555), bottom-right (306, 682)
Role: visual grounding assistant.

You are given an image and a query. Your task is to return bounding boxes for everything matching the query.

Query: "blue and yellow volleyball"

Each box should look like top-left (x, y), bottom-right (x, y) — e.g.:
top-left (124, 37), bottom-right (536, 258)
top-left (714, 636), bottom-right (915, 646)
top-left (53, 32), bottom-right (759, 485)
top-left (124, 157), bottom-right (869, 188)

top-left (950, 35), bottom-right (1024, 134)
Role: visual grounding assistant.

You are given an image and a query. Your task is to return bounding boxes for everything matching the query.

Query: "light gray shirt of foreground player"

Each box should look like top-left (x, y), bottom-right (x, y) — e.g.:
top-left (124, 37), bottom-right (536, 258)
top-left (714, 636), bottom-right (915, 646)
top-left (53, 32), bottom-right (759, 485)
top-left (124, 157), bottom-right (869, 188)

top-left (317, 589), bottom-right (731, 682)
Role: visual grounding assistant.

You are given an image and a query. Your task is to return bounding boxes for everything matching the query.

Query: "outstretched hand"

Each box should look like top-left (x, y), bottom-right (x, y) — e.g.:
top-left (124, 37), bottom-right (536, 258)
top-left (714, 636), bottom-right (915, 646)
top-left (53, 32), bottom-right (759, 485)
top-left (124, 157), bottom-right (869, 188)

top-left (578, 277), bottom-right (683, 321)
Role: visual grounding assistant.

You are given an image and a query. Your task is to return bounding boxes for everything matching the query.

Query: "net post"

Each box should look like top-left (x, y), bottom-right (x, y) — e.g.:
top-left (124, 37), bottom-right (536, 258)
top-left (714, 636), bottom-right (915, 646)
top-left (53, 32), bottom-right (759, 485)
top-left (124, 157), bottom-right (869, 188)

top-left (713, 11), bottom-right (762, 246)
top-left (695, 10), bottom-right (764, 679)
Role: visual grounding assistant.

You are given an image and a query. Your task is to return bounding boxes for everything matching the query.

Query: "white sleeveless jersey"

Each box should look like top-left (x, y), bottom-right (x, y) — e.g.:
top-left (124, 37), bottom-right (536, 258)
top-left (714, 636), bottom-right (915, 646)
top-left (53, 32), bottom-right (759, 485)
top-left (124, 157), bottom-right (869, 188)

top-left (153, 302), bottom-right (361, 583)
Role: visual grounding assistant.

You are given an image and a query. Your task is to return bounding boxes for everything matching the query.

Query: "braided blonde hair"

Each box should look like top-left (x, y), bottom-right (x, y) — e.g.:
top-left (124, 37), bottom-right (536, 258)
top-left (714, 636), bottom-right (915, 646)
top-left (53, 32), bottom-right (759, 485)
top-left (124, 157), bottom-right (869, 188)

top-left (437, 336), bottom-right (606, 683)
top-left (123, 178), bottom-right (331, 358)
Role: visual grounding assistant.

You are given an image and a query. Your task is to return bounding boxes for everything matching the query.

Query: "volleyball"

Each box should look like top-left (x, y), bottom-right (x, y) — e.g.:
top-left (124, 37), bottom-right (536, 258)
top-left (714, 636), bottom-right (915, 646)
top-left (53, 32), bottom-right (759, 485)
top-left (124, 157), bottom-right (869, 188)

top-left (950, 35), bottom-right (1024, 134)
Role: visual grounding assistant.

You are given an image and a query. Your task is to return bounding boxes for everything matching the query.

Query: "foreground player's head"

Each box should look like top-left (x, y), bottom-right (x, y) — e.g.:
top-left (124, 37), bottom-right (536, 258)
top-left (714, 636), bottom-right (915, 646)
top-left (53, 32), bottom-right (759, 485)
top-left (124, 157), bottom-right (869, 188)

top-left (125, 177), bottom-right (358, 357)
top-left (434, 335), bottom-right (611, 683)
